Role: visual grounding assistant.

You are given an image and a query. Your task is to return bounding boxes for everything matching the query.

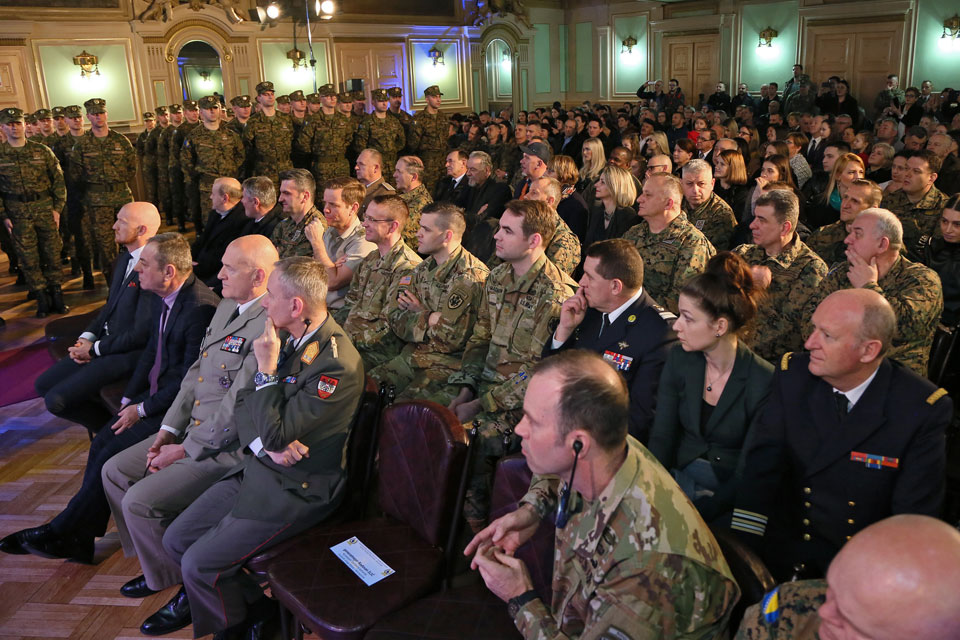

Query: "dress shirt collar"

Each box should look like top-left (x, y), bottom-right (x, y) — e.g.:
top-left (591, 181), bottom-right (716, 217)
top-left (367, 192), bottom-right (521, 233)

top-left (606, 288), bottom-right (644, 325)
top-left (125, 245), bottom-right (145, 279)
top-left (833, 366), bottom-right (880, 411)
top-left (236, 293), bottom-right (265, 318)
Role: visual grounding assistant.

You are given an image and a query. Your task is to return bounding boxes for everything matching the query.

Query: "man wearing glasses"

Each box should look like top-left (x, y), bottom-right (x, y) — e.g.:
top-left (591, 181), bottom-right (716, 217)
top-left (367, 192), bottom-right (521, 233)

top-left (465, 350), bottom-right (739, 639)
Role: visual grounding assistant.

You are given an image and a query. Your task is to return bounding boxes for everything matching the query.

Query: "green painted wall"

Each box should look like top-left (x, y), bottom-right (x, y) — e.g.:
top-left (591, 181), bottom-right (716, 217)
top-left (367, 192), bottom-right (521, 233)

top-left (575, 21), bottom-right (593, 93)
top-left (533, 23), bottom-right (551, 94)
top-left (558, 25), bottom-right (569, 93)
top-left (739, 1), bottom-right (799, 91)
top-left (259, 41), bottom-right (329, 96)
top-left (411, 41), bottom-right (460, 102)
top-left (613, 15), bottom-right (646, 95)
top-left (182, 65), bottom-right (223, 101)
top-left (914, 0), bottom-right (960, 89)
top-left (38, 44), bottom-right (135, 121)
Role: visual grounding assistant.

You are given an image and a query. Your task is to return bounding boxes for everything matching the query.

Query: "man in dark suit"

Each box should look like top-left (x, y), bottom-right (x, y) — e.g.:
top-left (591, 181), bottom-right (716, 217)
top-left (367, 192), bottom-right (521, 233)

top-left (162, 256), bottom-right (364, 638)
top-left (34, 202), bottom-right (161, 433)
top-left (0, 232), bottom-right (219, 563)
top-left (191, 177), bottom-right (248, 290)
top-left (432, 148), bottom-right (469, 205)
top-left (462, 150), bottom-right (511, 262)
top-left (356, 148), bottom-right (396, 217)
top-left (239, 176), bottom-right (282, 240)
top-left (558, 118), bottom-right (583, 162)
top-left (545, 239), bottom-right (676, 443)
top-left (732, 289), bottom-right (952, 582)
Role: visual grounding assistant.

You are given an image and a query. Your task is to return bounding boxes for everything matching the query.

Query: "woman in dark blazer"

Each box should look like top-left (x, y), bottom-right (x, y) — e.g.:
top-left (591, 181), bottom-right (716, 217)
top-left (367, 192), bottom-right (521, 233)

top-left (648, 252), bottom-right (774, 524)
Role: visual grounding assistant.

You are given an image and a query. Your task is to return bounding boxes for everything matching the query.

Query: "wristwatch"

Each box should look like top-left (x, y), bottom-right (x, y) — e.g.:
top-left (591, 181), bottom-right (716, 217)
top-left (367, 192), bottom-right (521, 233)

top-left (507, 589), bottom-right (539, 619)
top-left (254, 371), bottom-right (279, 387)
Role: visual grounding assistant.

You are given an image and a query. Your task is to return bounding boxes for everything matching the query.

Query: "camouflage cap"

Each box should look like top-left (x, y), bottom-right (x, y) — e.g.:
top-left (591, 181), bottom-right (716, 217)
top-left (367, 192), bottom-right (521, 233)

top-left (318, 83), bottom-right (337, 97)
top-left (276, 94), bottom-right (291, 104)
top-left (225, 108), bottom-right (235, 117)
top-left (255, 80), bottom-right (275, 94)
top-left (0, 106), bottom-right (24, 124)
top-left (84, 97), bottom-right (107, 114)
top-left (183, 99), bottom-right (199, 111)
top-left (306, 93), bottom-right (321, 104)
top-left (351, 90), bottom-right (365, 102)
top-left (424, 85), bottom-right (443, 97)
top-left (337, 92), bottom-right (354, 103)
top-left (25, 113), bottom-right (38, 124)
top-left (155, 105), bottom-right (168, 116)
top-left (371, 89), bottom-right (389, 101)
top-left (288, 90), bottom-right (306, 102)
top-left (230, 95), bottom-right (252, 108)
top-left (386, 87), bottom-right (403, 98)
top-left (64, 105), bottom-right (83, 118)
top-left (51, 106), bottom-right (65, 118)
top-left (198, 95), bottom-right (221, 109)
top-left (168, 104), bottom-right (183, 114)
top-left (34, 108), bottom-right (53, 120)
top-left (143, 111), bottom-right (156, 120)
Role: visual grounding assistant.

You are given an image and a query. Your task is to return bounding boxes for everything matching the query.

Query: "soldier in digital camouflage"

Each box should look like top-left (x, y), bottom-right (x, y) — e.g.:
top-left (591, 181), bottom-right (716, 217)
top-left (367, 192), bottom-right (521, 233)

top-left (681, 159), bottom-right (738, 251)
top-left (624, 172), bottom-right (716, 313)
top-left (371, 202), bottom-right (489, 403)
top-left (226, 94), bottom-right (252, 136)
top-left (806, 178), bottom-right (883, 267)
top-left (136, 111), bottom-right (156, 202)
top-left (168, 100), bottom-right (201, 232)
top-left (157, 104), bottom-right (182, 225)
top-left (270, 168), bottom-right (325, 259)
top-left (52, 105), bottom-right (94, 288)
top-left (295, 84), bottom-right (355, 185)
top-left (394, 155), bottom-right (433, 250)
top-left (242, 81), bottom-right (294, 187)
top-left (879, 150), bottom-right (947, 258)
top-left (448, 199), bottom-right (576, 529)
top-left (466, 349), bottom-right (739, 640)
top-left (334, 194), bottom-right (421, 369)
top-left (386, 86), bottom-right (414, 155)
top-left (733, 190), bottom-right (827, 362)
top-left (353, 88), bottom-right (406, 185)
top-left (409, 85), bottom-right (447, 191)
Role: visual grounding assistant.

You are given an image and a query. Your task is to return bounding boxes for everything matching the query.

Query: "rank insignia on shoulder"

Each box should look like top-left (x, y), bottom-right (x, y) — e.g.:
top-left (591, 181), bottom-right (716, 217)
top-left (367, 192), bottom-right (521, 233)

top-left (850, 451), bottom-right (899, 469)
top-left (399, 275), bottom-right (412, 286)
top-left (282, 376), bottom-right (297, 384)
top-left (927, 388), bottom-right (948, 405)
top-left (780, 352), bottom-right (793, 371)
top-left (317, 375), bottom-right (338, 398)
top-left (301, 341), bottom-right (319, 364)
top-left (220, 335), bottom-right (246, 353)
top-left (602, 350), bottom-right (633, 372)
top-left (761, 586), bottom-right (781, 624)
top-left (448, 292), bottom-right (464, 309)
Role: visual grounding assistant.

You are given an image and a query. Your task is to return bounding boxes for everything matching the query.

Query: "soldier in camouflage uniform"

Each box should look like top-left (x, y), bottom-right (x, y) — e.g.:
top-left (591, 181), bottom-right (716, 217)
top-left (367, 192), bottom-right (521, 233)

top-left (270, 167), bottom-right (325, 258)
top-left (409, 85), bottom-right (447, 192)
top-left (372, 202), bottom-right (489, 403)
top-left (51, 105), bottom-right (93, 286)
top-left (802, 208), bottom-right (943, 375)
top-left (500, 175), bottom-right (581, 275)
top-left (287, 90), bottom-right (312, 171)
top-left (0, 107), bottom-right (68, 317)
top-left (168, 100), bottom-right (202, 232)
top-left (242, 81), bottom-right (293, 187)
top-left (136, 112), bottom-right (157, 205)
top-left (226, 94), bottom-right (252, 136)
top-left (394, 155), bottom-right (433, 249)
top-left (806, 179), bottom-right (883, 267)
top-left (880, 150), bottom-right (948, 258)
top-left (736, 580), bottom-right (825, 640)
top-left (682, 159), bottom-right (737, 251)
top-left (733, 190), bottom-right (827, 362)
top-left (386, 87), bottom-right (414, 155)
top-left (334, 195), bottom-right (422, 369)
top-left (339, 92), bottom-right (363, 174)
top-left (25, 112), bottom-right (41, 143)
top-left (467, 350), bottom-right (739, 639)
top-left (624, 173), bottom-right (716, 313)
top-left (157, 104), bottom-right (183, 225)
top-left (34, 109), bottom-right (57, 146)
top-left (306, 92), bottom-right (321, 116)
top-left (275, 93), bottom-right (291, 115)
top-left (448, 200), bottom-right (576, 528)
top-left (68, 98), bottom-right (136, 280)
top-left (353, 89), bottom-right (406, 185)
top-left (51, 106), bottom-right (69, 138)
top-left (296, 84), bottom-right (355, 186)
top-left (181, 96), bottom-right (245, 228)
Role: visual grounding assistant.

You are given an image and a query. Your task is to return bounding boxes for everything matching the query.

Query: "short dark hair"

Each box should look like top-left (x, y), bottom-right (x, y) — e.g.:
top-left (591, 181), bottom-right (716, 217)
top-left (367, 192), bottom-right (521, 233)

top-left (585, 238), bottom-right (644, 290)
top-left (279, 168), bottom-right (315, 197)
top-left (503, 199), bottom-right (556, 245)
top-left (913, 149), bottom-right (943, 174)
top-left (681, 252), bottom-right (762, 334)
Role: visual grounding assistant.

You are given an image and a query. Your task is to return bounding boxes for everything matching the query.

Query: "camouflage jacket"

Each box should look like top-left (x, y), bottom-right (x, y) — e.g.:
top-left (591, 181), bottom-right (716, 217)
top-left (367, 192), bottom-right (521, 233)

top-left (67, 129), bottom-right (136, 206)
top-left (685, 192), bottom-right (737, 252)
top-left (136, 129), bottom-right (151, 159)
top-left (805, 220), bottom-right (848, 266)
top-left (734, 237), bottom-right (828, 362)
top-left (51, 133), bottom-right (84, 186)
top-left (144, 124), bottom-right (164, 163)
top-left (181, 124), bottom-right (244, 184)
top-left (170, 121), bottom-right (200, 171)
top-left (450, 254), bottom-right (575, 413)
top-left (489, 214), bottom-right (582, 276)
top-left (398, 184), bottom-right (433, 249)
top-left (881, 186), bottom-right (948, 257)
top-left (623, 212), bottom-right (717, 313)
top-left (409, 109), bottom-right (446, 154)
top-left (804, 255), bottom-right (943, 375)
top-left (157, 124), bottom-right (176, 170)
top-left (242, 111), bottom-right (294, 179)
top-left (226, 119), bottom-right (246, 137)
top-left (0, 140), bottom-right (67, 219)
top-left (353, 112), bottom-right (406, 160)
top-left (337, 239), bottom-right (422, 360)
top-left (387, 245), bottom-right (490, 371)
top-left (735, 581), bottom-right (824, 640)
top-left (296, 110), bottom-right (356, 160)
top-left (270, 206), bottom-right (325, 259)
top-left (517, 437), bottom-right (740, 640)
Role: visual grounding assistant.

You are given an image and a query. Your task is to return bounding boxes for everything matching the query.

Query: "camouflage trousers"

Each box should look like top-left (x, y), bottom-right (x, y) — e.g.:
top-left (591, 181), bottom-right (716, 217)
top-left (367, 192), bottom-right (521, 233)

top-left (142, 161), bottom-right (157, 206)
top-left (6, 202), bottom-right (63, 290)
top-left (420, 151), bottom-right (445, 194)
top-left (462, 407), bottom-right (523, 526)
top-left (368, 354), bottom-right (461, 406)
top-left (63, 193), bottom-right (91, 271)
top-left (311, 158), bottom-right (351, 187)
top-left (83, 198), bottom-right (129, 277)
top-left (158, 169), bottom-right (171, 219)
top-left (355, 334), bottom-right (406, 373)
top-left (169, 167), bottom-right (187, 227)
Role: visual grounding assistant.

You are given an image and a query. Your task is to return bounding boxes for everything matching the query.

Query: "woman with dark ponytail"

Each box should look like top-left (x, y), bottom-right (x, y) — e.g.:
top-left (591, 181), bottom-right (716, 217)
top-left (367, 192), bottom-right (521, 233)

top-left (648, 252), bottom-right (774, 524)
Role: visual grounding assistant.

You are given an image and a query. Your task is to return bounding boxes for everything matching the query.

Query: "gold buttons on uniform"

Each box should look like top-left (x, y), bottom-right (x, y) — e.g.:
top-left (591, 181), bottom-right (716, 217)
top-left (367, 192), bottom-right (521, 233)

top-left (198, 376), bottom-right (204, 382)
top-left (194, 419), bottom-right (201, 425)
top-left (202, 352), bottom-right (208, 358)
top-left (301, 482), bottom-right (309, 489)
top-left (803, 487), bottom-right (811, 494)
top-left (802, 519), bottom-right (810, 525)
top-left (220, 363), bottom-right (226, 369)
top-left (848, 501), bottom-right (856, 507)
top-left (195, 400), bottom-right (200, 406)
top-left (803, 534), bottom-right (811, 541)
top-left (804, 502), bottom-right (811, 508)
top-left (846, 536), bottom-right (852, 541)
top-left (847, 519), bottom-right (854, 524)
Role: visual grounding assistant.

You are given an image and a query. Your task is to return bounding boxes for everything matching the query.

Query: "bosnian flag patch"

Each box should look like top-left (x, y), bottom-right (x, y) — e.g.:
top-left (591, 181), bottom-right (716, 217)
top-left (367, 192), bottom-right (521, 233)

top-left (317, 375), bottom-right (339, 398)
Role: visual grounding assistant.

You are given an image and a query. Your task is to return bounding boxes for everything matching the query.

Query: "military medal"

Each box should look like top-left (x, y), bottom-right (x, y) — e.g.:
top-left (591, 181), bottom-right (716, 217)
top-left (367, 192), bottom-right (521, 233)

top-left (602, 350), bottom-right (633, 372)
top-left (220, 335), bottom-right (246, 353)
top-left (218, 375), bottom-right (231, 389)
top-left (850, 451), bottom-right (899, 469)
top-left (282, 376), bottom-right (297, 384)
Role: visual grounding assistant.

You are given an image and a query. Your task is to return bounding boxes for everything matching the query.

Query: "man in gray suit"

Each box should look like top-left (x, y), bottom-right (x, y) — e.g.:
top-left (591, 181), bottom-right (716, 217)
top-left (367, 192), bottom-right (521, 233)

top-left (161, 256), bottom-right (364, 639)
top-left (100, 235), bottom-right (278, 636)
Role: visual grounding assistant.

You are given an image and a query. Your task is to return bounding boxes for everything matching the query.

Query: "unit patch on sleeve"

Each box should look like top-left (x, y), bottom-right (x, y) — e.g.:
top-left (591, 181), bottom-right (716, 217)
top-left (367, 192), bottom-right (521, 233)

top-left (317, 375), bottom-right (339, 399)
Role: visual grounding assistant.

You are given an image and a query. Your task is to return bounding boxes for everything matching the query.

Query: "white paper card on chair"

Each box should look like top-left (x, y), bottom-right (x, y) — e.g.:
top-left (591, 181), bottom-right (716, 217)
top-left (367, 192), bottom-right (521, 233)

top-left (330, 537), bottom-right (396, 586)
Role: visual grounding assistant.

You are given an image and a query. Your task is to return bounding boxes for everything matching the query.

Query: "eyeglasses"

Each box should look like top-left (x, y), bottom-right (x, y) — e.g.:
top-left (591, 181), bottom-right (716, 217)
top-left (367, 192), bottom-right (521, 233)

top-left (739, 130), bottom-right (752, 137)
top-left (646, 165), bottom-right (669, 173)
top-left (364, 217), bottom-right (393, 224)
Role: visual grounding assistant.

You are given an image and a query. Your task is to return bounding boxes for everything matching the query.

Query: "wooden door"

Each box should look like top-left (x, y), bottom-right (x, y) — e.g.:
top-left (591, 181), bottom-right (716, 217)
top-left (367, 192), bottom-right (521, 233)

top-left (662, 34), bottom-right (719, 106)
top-left (336, 43), bottom-right (404, 106)
top-left (0, 50), bottom-right (32, 110)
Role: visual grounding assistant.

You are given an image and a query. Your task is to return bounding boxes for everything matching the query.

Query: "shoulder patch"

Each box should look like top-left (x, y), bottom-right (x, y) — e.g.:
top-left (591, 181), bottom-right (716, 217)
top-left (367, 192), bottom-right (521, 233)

top-left (927, 388), bottom-right (948, 405)
top-left (301, 341), bottom-right (319, 365)
top-left (781, 352), bottom-right (793, 371)
top-left (448, 292), bottom-right (464, 309)
top-left (761, 586), bottom-right (781, 624)
top-left (317, 375), bottom-right (338, 399)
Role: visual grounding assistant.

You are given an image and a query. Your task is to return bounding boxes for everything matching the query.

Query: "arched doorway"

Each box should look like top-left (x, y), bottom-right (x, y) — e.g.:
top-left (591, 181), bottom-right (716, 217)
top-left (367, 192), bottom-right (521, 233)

top-left (484, 38), bottom-right (512, 116)
top-left (177, 40), bottom-right (223, 101)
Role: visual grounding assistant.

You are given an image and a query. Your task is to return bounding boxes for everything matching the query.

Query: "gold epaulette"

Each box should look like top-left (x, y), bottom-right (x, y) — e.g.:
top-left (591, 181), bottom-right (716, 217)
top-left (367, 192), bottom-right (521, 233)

top-left (780, 352), bottom-right (793, 371)
top-left (927, 388), bottom-right (948, 405)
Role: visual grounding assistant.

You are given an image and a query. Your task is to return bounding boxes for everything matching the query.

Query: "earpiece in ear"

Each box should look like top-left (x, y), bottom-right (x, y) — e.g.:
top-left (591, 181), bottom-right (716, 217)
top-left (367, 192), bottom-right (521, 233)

top-left (572, 440), bottom-right (583, 453)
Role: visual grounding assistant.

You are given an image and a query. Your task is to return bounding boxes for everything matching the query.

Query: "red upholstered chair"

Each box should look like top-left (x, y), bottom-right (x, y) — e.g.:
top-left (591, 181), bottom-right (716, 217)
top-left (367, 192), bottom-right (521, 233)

top-left (709, 525), bottom-right (776, 632)
top-left (363, 454), bottom-right (557, 640)
top-left (266, 400), bottom-right (470, 640)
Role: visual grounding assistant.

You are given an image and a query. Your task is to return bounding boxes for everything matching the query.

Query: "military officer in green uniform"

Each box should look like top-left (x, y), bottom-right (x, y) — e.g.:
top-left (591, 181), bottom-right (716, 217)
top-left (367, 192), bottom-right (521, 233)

top-left (275, 93), bottom-right (291, 115)
top-left (157, 104), bottom-right (182, 225)
top-left (34, 109), bottom-right (57, 146)
top-left (339, 91), bottom-right (362, 173)
top-left (242, 81), bottom-right (293, 187)
top-left (296, 84), bottom-right (355, 186)
top-left (466, 349), bottom-right (740, 639)
top-left (394, 155), bottom-right (433, 249)
top-left (136, 112), bottom-right (157, 205)
top-left (68, 98), bottom-right (136, 281)
top-left (51, 106), bottom-right (70, 138)
top-left (25, 112), bottom-right (41, 143)
top-left (227, 94), bottom-right (252, 136)
top-left (682, 159), bottom-right (738, 251)
top-left (51, 105), bottom-right (94, 286)
top-left (372, 202), bottom-right (489, 403)
top-left (181, 96), bottom-right (244, 229)
top-left (353, 88), bottom-right (406, 184)
top-left (0, 107), bottom-right (69, 317)
top-left (386, 86), bottom-right (414, 155)
top-left (409, 85), bottom-right (446, 191)
top-left (288, 90), bottom-right (312, 170)
top-left (806, 178), bottom-right (882, 266)
top-left (305, 92), bottom-right (322, 116)
top-left (169, 100), bottom-right (201, 232)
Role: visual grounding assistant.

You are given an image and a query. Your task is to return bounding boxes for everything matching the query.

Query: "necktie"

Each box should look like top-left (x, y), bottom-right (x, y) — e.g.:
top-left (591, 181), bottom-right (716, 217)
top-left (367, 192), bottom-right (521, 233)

top-left (120, 251), bottom-right (135, 281)
top-left (599, 314), bottom-right (610, 338)
top-left (834, 391), bottom-right (849, 418)
top-left (277, 340), bottom-right (296, 371)
top-left (227, 305), bottom-right (241, 325)
top-left (148, 304), bottom-right (170, 395)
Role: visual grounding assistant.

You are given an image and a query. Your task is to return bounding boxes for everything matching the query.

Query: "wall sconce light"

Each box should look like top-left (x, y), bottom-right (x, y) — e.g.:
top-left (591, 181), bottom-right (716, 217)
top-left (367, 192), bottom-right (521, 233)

top-left (428, 46), bottom-right (444, 66)
top-left (287, 47), bottom-right (307, 71)
top-left (199, 71), bottom-right (212, 87)
top-left (944, 15), bottom-right (960, 39)
top-left (73, 50), bottom-right (100, 78)
top-left (758, 27), bottom-right (778, 48)
top-left (621, 36), bottom-right (637, 55)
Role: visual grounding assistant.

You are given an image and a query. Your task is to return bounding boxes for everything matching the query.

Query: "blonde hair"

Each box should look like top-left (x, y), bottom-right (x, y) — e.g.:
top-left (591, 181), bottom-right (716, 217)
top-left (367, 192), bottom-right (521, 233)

top-left (820, 153), bottom-right (865, 205)
top-left (599, 165), bottom-right (637, 209)
top-left (581, 137), bottom-right (606, 181)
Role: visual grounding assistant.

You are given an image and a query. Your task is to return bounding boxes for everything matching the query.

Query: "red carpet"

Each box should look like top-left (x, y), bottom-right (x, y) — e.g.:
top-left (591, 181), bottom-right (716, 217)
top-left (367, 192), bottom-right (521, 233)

top-left (0, 340), bottom-right (55, 408)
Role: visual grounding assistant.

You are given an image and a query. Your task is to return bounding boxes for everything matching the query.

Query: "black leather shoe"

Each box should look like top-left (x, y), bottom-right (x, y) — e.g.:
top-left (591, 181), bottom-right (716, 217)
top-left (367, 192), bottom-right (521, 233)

top-left (21, 531), bottom-right (94, 563)
top-left (140, 586), bottom-right (191, 636)
top-left (244, 608), bottom-right (280, 640)
top-left (0, 525), bottom-right (53, 555)
top-left (120, 574), bottom-right (158, 598)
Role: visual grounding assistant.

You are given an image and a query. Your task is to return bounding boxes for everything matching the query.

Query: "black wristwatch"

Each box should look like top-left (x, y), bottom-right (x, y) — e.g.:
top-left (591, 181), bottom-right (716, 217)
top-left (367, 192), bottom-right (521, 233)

top-left (507, 589), bottom-right (539, 619)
